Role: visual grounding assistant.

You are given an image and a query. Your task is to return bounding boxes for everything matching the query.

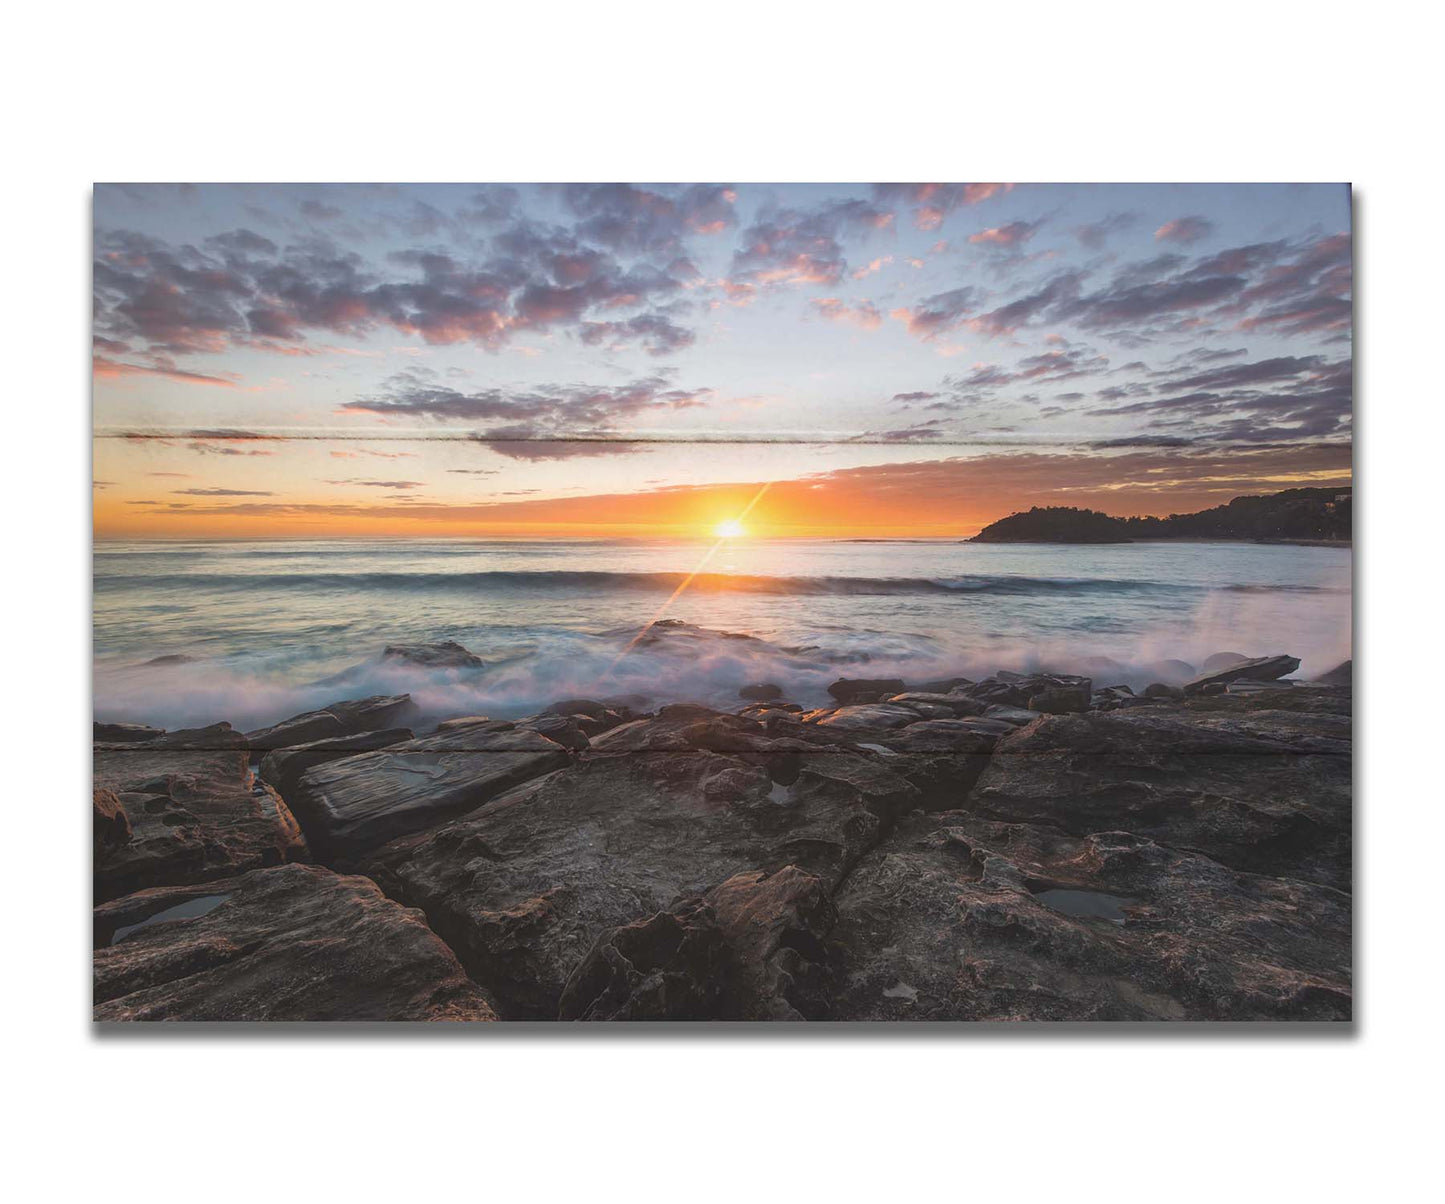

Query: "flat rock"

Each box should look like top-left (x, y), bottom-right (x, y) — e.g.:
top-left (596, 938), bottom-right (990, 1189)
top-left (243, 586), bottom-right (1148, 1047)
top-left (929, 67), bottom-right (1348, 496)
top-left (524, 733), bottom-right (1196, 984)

top-left (364, 718), bottom-right (917, 1017)
top-left (93, 726), bottom-right (307, 902)
top-left (558, 865), bottom-right (837, 1021)
top-left (245, 694), bottom-right (418, 750)
top-left (1184, 653), bottom-right (1301, 694)
top-left (967, 674), bottom-right (1091, 709)
top-left (886, 692), bottom-right (989, 717)
top-left (827, 677), bottom-right (906, 705)
top-left (1027, 685), bottom-right (1091, 714)
top-left (94, 864), bottom-right (495, 1021)
top-left (831, 813), bottom-right (1350, 1021)
top-left (813, 704), bottom-right (922, 732)
top-left (968, 711), bottom-right (1350, 890)
top-left (286, 725), bottom-right (571, 861)
top-left (382, 640), bottom-right (484, 669)
top-left (257, 727), bottom-right (414, 801)
top-left (93, 721), bottom-right (165, 743)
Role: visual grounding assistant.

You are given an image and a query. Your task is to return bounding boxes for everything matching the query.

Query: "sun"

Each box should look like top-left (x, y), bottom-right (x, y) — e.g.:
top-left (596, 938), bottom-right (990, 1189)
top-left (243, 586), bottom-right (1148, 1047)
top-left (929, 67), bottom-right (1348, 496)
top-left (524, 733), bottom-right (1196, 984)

top-left (714, 519), bottom-right (746, 539)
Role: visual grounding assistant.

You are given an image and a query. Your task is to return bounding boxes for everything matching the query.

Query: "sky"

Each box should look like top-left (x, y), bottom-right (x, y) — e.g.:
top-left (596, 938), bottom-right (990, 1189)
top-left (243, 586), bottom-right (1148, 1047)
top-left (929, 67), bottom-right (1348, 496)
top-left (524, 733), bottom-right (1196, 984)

top-left (92, 183), bottom-right (1352, 538)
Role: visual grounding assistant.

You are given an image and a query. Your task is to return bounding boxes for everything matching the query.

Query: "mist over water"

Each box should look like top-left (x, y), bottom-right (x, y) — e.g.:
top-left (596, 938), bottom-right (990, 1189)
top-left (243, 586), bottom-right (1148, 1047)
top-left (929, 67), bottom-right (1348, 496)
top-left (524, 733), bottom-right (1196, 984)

top-left (93, 538), bottom-right (1353, 731)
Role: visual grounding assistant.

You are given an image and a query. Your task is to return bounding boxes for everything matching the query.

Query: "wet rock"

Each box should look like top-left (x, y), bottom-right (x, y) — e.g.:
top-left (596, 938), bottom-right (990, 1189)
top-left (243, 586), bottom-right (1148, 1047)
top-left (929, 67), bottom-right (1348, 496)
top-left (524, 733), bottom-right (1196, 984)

top-left (257, 728), bottom-right (414, 801)
top-left (831, 813), bottom-right (1350, 1021)
top-left (559, 866), bottom-right (837, 1021)
top-left (1027, 686), bottom-right (1091, 714)
top-left (912, 677), bottom-right (974, 694)
top-left (827, 677), bottom-right (907, 705)
top-left (286, 725), bottom-right (571, 862)
top-left (382, 640), bottom-right (484, 669)
top-left (1143, 682), bottom-right (1185, 701)
top-left (94, 864), bottom-right (495, 1021)
top-left (93, 722), bottom-right (165, 743)
top-left (967, 674), bottom-right (1091, 709)
top-left (556, 900), bottom-right (731, 1021)
top-left (93, 788), bottom-right (132, 854)
top-left (1202, 651), bottom-right (1250, 673)
top-left (969, 711), bottom-right (1350, 890)
top-left (93, 726), bottom-right (307, 902)
top-left (886, 692), bottom-right (989, 717)
top-left (981, 704), bottom-right (1038, 726)
top-left (811, 704), bottom-right (922, 732)
top-left (1313, 659), bottom-right (1352, 686)
top-left (516, 712), bottom-right (590, 752)
top-left (245, 694), bottom-right (418, 750)
top-left (739, 682), bottom-right (784, 701)
top-left (142, 653), bottom-right (197, 667)
top-left (1184, 653), bottom-right (1300, 694)
top-left (548, 698), bottom-right (610, 719)
top-left (363, 715), bottom-right (917, 1017)
top-left (245, 710), bottom-right (346, 750)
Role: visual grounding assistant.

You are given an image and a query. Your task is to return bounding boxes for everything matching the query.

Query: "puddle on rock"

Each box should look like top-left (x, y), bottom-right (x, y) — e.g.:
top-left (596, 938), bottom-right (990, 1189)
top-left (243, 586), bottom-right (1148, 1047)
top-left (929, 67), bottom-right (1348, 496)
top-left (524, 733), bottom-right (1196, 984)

top-left (110, 894), bottom-right (233, 945)
top-left (768, 781), bottom-right (793, 805)
top-left (1029, 886), bottom-right (1132, 924)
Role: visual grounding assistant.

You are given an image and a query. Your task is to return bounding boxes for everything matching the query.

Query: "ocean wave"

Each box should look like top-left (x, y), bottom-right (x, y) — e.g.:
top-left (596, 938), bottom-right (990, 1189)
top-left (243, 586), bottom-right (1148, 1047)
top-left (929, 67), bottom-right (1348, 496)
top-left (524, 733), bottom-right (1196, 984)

top-left (94, 568), bottom-right (1201, 598)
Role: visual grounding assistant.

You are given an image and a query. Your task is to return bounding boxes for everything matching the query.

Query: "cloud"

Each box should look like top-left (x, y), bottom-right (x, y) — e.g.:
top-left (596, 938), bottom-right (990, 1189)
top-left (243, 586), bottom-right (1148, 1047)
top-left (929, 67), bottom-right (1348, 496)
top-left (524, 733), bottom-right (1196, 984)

top-left (323, 479), bottom-right (426, 489)
top-left (340, 369), bottom-right (711, 459)
top-left (873, 183), bottom-right (1014, 230)
top-left (140, 443), bottom-right (1350, 535)
top-left (93, 214), bottom-right (702, 366)
top-left (92, 355), bottom-right (238, 387)
top-left (1073, 212), bottom-right (1138, 248)
top-left (1088, 353), bottom-right (1352, 442)
top-left (172, 487), bottom-right (275, 496)
top-left (968, 220), bottom-right (1041, 247)
top-left (727, 199), bottom-right (893, 291)
top-left (1155, 216), bottom-right (1214, 244)
top-left (561, 184), bottom-right (737, 254)
top-left (578, 312), bottom-right (696, 356)
top-left (812, 298), bottom-right (883, 330)
top-left (890, 232), bottom-right (1351, 344)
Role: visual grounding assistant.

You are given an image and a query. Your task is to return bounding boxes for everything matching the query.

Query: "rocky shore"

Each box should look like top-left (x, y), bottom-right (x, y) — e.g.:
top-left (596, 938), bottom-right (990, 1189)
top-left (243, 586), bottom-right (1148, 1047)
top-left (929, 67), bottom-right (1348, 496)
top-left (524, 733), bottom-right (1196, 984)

top-left (93, 632), bottom-right (1352, 1022)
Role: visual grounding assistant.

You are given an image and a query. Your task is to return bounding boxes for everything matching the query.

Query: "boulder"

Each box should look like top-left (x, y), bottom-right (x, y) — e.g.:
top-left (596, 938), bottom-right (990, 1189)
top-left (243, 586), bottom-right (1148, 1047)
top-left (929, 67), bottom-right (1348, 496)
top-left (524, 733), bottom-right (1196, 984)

top-left (93, 788), bottom-right (132, 854)
top-left (827, 677), bottom-right (907, 705)
top-left (968, 711), bottom-right (1350, 890)
top-left (548, 698), bottom-right (610, 719)
top-left (912, 677), bottom-right (974, 694)
top-left (559, 865), bottom-right (837, 1021)
top-left (93, 722), bottom-right (165, 743)
top-left (245, 694), bottom-right (418, 750)
top-left (886, 692), bottom-right (989, 717)
top-left (830, 813), bottom-right (1350, 1021)
top-left (739, 682), bottom-right (784, 702)
top-left (1313, 659), bottom-right (1353, 686)
top-left (1143, 682), bottom-right (1185, 701)
top-left (382, 640), bottom-right (483, 669)
top-left (94, 864), bottom-right (495, 1021)
top-left (363, 713), bottom-right (917, 1017)
top-left (93, 725), bottom-right (307, 902)
top-left (1201, 651), bottom-right (1250, 673)
top-left (1184, 653), bottom-right (1300, 695)
top-left (285, 725), bottom-right (571, 861)
top-left (257, 727), bottom-right (414, 800)
top-left (812, 704), bottom-right (922, 732)
top-left (967, 674), bottom-right (1091, 709)
top-left (1027, 686), bottom-right (1091, 714)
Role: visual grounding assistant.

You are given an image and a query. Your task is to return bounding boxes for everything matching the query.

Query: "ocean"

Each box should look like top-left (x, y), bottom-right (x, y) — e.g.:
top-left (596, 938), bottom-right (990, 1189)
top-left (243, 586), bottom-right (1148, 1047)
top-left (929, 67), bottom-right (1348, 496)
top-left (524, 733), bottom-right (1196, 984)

top-left (93, 538), bottom-right (1353, 731)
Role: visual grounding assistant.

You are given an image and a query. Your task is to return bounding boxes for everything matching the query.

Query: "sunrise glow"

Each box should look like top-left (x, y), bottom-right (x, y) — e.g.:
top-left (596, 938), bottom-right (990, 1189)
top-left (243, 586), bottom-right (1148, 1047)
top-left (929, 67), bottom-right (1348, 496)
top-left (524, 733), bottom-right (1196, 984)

top-left (714, 519), bottom-right (746, 539)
